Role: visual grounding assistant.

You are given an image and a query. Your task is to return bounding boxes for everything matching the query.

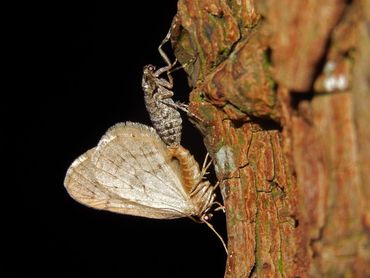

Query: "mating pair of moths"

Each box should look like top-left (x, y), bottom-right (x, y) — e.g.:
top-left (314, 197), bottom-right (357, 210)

top-left (64, 28), bottom-right (227, 253)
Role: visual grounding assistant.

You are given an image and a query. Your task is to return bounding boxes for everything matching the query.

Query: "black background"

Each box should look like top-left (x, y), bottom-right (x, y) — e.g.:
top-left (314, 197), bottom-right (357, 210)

top-left (8, 1), bottom-right (227, 277)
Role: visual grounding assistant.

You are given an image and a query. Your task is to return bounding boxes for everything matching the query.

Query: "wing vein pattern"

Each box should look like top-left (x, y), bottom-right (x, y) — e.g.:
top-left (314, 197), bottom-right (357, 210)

top-left (64, 122), bottom-right (196, 219)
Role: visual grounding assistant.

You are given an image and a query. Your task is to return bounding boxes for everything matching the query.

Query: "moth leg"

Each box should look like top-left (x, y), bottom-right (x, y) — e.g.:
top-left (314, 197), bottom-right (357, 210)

top-left (159, 100), bottom-right (188, 113)
top-left (168, 56), bottom-right (197, 75)
top-left (157, 26), bottom-right (203, 122)
top-left (175, 101), bottom-right (189, 113)
top-left (210, 180), bottom-right (226, 213)
top-left (160, 100), bottom-right (203, 123)
top-left (158, 25), bottom-right (173, 67)
top-left (190, 182), bottom-right (214, 201)
top-left (157, 26), bottom-right (177, 85)
top-left (152, 86), bottom-right (198, 122)
top-left (213, 201), bottom-right (226, 213)
top-left (159, 21), bottom-right (197, 73)
top-left (154, 87), bottom-right (174, 102)
top-left (153, 58), bottom-right (177, 85)
top-left (192, 180), bottom-right (225, 213)
top-left (200, 152), bottom-right (213, 179)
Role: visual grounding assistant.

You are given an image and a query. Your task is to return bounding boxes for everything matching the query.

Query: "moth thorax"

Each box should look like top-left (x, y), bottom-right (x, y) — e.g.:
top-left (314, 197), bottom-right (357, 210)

top-left (141, 64), bottom-right (156, 94)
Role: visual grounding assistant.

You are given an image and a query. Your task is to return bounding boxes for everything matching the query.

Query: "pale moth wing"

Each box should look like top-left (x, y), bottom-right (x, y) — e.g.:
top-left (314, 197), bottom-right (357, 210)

top-left (65, 122), bottom-right (197, 219)
top-left (64, 122), bottom-right (228, 253)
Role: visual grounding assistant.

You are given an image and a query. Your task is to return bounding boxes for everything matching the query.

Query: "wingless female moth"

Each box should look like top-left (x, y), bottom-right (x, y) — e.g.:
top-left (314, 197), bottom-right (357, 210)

top-left (64, 122), bottom-right (228, 253)
top-left (142, 26), bottom-right (191, 147)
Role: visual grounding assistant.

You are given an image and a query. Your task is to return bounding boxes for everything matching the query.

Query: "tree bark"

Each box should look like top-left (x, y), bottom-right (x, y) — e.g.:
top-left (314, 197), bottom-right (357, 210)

top-left (171, 0), bottom-right (370, 277)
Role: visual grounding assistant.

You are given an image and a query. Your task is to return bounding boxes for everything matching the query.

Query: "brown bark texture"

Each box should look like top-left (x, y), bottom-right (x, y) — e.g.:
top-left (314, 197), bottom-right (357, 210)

top-left (170, 0), bottom-right (370, 277)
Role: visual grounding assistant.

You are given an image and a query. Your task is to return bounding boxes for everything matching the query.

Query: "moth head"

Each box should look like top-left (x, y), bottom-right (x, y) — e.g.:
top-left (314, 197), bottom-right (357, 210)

top-left (143, 64), bottom-right (156, 74)
top-left (142, 64), bottom-right (157, 94)
top-left (200, 210), bottom-right (214, 223)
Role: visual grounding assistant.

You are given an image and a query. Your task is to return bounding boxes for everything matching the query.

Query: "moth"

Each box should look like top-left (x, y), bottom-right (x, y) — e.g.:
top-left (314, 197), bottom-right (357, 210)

top-left (142, 27), bottom-right (189, 147)
top-left (64, 122), bottom-right (227, 253)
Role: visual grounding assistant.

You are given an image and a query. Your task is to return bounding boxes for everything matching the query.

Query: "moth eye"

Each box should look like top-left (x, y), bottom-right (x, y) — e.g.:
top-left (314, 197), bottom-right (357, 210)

top-left (205, 213), bottom-right (213, 221)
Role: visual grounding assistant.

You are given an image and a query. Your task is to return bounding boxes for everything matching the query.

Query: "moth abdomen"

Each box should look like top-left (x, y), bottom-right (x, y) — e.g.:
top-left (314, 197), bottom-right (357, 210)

top-left (168, 146), bottom-right (203, 193)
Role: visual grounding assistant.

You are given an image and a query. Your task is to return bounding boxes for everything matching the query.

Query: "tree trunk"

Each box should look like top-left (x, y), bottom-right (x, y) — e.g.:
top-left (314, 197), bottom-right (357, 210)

top-left (170, 0), bottom-right (370, 276)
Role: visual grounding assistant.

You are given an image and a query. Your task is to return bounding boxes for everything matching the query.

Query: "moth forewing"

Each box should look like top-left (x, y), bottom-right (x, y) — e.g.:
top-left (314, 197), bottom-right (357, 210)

top-left (64, 148), bottom-right (109, 209)
top-left (64, 122), bottom-right (227, 253)
top-left (92, 123), bottom-right (195, 214)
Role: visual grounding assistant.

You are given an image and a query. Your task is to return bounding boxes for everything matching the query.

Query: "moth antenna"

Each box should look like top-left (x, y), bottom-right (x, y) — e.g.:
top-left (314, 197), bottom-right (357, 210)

top-left (202, 216), bottom-right (228, 254)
